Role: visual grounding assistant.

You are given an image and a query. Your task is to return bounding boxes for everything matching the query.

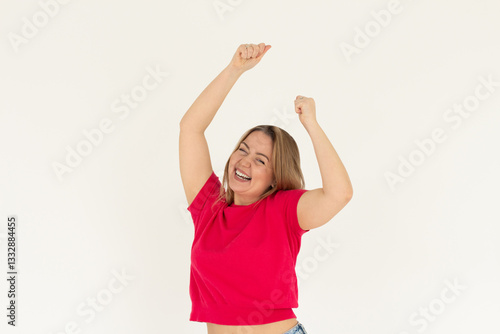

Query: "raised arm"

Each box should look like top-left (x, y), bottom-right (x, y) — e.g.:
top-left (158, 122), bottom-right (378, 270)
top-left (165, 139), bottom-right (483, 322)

top-left (179, 43), bottom-right (271, 206)
top-left (294, 96), bottom-right (354, 230)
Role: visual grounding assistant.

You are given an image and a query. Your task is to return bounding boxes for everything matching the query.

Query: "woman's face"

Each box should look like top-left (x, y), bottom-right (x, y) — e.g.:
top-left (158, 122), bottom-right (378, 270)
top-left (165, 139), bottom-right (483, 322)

top-left (228, 131), bottom-right (274, 206)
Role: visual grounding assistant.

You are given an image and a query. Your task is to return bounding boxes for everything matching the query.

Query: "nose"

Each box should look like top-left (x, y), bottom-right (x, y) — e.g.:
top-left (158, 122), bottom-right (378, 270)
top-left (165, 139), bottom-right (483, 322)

top-left (239, 155), bottom-right (251, 167)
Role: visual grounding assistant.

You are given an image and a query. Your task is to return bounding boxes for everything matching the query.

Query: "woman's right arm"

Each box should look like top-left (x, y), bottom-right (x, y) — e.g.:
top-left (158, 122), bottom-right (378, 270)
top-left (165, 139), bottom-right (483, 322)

top-left (179, 43), bottom-right (271, 206)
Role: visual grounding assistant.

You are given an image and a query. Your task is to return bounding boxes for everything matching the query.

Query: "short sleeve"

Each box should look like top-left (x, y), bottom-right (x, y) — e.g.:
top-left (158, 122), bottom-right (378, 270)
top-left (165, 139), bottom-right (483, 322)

top-left (187, 171), bottom-right (222, 226)
top-left (281, 189), bottom-right (310, 237)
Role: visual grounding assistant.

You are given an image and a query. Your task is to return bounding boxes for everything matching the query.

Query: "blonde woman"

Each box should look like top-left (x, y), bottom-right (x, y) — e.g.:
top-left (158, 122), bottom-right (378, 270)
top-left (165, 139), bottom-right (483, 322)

top-left (179, 43), bottom-right (353, 334)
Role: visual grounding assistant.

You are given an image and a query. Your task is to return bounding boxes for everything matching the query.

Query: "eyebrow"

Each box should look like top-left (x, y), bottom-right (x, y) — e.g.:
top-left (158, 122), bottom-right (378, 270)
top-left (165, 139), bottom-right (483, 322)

top-left (241, 142), bottom-right (270, 162)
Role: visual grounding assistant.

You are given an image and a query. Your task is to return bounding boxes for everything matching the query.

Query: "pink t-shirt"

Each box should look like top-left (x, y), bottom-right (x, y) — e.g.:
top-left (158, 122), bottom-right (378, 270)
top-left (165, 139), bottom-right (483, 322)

top-left (187, 171), bottom-right (310, 326)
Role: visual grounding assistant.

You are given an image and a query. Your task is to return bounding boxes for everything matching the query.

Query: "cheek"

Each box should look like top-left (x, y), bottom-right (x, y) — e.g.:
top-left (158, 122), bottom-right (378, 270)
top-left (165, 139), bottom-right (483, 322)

top-left (230, 152), bottom-right (244, 164)
top-left (228, 155), bottom-right (239, 169)
top-left (255, 168), bottom-right (272, 180)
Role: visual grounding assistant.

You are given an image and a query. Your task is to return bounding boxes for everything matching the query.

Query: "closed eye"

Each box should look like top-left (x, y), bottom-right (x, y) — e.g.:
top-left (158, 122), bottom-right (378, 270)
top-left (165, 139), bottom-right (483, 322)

top-left (239, 148), bottom-right (265, 165)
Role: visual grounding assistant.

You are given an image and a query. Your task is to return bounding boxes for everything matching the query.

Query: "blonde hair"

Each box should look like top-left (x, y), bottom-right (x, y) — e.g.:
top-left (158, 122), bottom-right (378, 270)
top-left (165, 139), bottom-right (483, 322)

top-left (215, 125), bottom-right (305, 206)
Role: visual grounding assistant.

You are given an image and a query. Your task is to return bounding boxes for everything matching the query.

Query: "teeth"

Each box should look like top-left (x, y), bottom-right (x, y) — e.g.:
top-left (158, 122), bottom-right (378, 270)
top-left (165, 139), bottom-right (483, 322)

top-left (236, 169), bottom-right (251, 180)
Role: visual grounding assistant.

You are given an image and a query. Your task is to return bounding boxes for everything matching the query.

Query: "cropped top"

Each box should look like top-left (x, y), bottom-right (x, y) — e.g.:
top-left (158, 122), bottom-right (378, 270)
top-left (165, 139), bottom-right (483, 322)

top-left (187, 171), bottom-right (310, 326)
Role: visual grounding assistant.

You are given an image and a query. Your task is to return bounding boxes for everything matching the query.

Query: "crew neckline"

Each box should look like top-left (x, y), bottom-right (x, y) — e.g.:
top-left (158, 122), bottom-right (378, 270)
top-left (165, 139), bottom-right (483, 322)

top-left (230, 201), bottom-right (258, 207)
top-left (230, 191), bottom-right (279, 207)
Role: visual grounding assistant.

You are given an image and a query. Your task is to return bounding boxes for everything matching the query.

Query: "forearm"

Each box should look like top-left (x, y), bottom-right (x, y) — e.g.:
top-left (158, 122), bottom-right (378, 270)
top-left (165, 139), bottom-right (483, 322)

top-left (180, 65), bottom-right (244, 133)
top-left (305, 121), bottom-right (353, 199)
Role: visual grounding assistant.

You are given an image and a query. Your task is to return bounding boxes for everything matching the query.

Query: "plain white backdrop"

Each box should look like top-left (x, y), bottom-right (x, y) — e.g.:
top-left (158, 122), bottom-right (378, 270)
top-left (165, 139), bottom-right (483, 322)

top-left (1, 0), bottom-right (499, 333)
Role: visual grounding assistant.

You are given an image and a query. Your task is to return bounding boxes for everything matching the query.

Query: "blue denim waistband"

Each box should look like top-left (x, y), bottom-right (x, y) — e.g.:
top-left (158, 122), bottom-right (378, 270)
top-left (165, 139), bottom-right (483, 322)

top-left (283, 321), bottom-right (308, 334)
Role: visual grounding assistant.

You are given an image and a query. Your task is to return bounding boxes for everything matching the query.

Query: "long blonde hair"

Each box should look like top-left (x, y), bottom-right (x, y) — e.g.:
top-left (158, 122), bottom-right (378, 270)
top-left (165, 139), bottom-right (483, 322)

top-left (216, 125), bottom-right (305, 206)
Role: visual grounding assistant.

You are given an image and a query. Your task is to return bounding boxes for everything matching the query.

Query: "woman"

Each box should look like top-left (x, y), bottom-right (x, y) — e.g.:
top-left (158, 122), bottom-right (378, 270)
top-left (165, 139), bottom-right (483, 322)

top-left (179, 43), bottom-right (353, 334)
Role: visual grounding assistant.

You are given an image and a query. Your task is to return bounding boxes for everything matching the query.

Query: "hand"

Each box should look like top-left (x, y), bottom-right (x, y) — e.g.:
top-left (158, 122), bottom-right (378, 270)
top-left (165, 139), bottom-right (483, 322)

top-left (227, 43), bottom-right (272, 73)
top-left (294, 96), bottom-right (317, 128)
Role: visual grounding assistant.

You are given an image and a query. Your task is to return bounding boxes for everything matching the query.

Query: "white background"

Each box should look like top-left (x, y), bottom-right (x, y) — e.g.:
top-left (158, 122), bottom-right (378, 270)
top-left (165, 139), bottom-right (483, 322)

top-left (1, 0), bottom-right (499, 333)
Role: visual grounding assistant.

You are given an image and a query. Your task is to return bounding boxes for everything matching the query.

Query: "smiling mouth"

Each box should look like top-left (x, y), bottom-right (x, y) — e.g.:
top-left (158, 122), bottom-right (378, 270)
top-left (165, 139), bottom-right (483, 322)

top-left (235, 169), bottom-right (251, 181)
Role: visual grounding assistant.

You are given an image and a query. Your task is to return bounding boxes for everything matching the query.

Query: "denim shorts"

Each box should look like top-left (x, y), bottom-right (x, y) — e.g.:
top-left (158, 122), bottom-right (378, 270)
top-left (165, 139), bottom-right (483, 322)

top-left (282, 321), bottom-right (308, 334)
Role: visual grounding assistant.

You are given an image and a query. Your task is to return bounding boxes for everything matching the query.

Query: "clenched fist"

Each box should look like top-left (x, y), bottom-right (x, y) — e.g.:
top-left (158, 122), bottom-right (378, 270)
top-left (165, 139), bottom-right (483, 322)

top-left (294, 96), bottom-right (317, 128)
top-left (228, 43), bottom-right (272, 73)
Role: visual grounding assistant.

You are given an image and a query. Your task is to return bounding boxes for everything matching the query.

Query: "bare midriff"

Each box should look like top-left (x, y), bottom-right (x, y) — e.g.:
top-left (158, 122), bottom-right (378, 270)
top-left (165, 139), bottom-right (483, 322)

top-left (206, 318), bottom-right (298, 334)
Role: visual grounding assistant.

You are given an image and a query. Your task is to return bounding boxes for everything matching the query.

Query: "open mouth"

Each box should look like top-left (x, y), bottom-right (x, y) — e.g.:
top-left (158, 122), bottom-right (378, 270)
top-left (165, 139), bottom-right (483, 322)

top-left (235, 169), bottom-right (251, 181)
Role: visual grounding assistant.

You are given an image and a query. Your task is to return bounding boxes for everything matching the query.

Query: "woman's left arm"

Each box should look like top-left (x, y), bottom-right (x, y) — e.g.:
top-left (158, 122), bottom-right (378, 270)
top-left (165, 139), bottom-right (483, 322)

top-left (294, 96), bottom-right (353, 230)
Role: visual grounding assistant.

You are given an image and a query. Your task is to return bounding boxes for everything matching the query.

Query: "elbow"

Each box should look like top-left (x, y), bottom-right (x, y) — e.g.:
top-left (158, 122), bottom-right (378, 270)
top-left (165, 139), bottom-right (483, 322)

top-left (340, 192), bottom-right (353, 205)
top-left (345, 187), bottom-right (353, 201)
top-left (322, 188), bottom-right (352, 208)
top-left (333, 187), bottom-right (353, 204)
top-left (342, 181), bottom-right (354, 202)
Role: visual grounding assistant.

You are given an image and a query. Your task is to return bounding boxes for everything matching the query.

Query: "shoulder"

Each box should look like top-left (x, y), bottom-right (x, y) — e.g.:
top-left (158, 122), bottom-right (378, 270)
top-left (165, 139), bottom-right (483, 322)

top-left (200, 171), bottom-right (223, 200)
top-left (272, 188), bottom-right (310, 234)
top-left (271, 188), bottom-right (308, 215)
top-left (273, 188), bottom-right (308, 201)
top-left (187, 171), bottom-right (225, 214)
top-left (296, 188), bottom-right (352, 230)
